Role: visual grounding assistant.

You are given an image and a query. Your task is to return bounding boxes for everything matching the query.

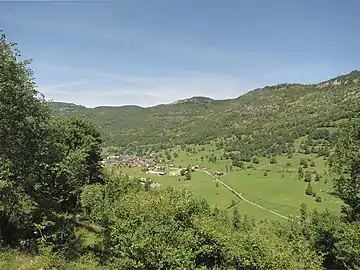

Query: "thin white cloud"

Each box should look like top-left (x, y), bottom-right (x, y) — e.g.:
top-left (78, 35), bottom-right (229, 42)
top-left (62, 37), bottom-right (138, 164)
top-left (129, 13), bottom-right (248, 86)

top-left (35, 62), bottom-right (339, 108)
top-left (35, 63), bottom-right (256, 107)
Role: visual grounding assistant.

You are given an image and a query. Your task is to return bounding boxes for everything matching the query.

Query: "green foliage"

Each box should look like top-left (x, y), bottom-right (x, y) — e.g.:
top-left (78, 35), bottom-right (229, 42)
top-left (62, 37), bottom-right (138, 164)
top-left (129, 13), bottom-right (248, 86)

top-left (334, 222), bottom-right (360, 269)
top-left (232, 206), bottom-right (240, 229)
top-left (185, 170), bottom-right (192, 180)
top-left (0, 31), bottom-right (53, 243)
top-left (330, 118), bottom-right (360, 222)
top-left (0, 32), bottom-right (103, 257)
top-left (91, 178), bottom-right (323, 269)
top-left (298, 166), bottom-right (304, 180)
top-left (300, 158), bottom-right (309, 168)
top-left (305, 183), bottom-right (314, 196)
top-left (51, 71), bottom-right (360, 160)
top-left (252, 156), bottom-right (260, 164)
top-left (305, 171), bottom-right (312, 182)
top-left (270, 157), bottom-right (277, 164)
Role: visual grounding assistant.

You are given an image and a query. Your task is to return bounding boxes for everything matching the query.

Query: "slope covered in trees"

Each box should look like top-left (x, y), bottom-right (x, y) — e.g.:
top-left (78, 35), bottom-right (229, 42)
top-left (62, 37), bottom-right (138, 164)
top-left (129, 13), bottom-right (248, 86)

top-left (51, 72), bottom-right (360, 155)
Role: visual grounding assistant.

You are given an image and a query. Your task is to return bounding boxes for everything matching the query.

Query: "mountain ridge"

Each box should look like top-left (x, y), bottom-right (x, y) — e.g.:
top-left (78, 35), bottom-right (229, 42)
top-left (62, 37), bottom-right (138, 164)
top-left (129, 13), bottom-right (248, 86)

top-left (50, 70), bottom-right (360, 152)
top-left (49, 70), bottom-right (360, 109)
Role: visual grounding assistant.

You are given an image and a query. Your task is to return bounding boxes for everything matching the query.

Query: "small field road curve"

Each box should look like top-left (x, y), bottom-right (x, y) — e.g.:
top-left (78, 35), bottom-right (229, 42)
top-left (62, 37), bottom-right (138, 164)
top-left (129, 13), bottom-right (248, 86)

top-left (200, 169), bottom-right (293, 221)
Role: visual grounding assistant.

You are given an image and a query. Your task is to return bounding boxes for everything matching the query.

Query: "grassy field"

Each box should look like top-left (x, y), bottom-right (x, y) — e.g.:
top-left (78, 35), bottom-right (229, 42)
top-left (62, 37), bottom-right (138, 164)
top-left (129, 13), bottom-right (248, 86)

top-left (116, 142), bottom-right (342, 221)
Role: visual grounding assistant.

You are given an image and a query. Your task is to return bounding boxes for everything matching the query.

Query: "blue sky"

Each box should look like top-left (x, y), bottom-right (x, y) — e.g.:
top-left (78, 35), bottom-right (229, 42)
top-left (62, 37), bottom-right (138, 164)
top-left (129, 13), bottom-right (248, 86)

top-left (1, 0), bottom-right (360, 107)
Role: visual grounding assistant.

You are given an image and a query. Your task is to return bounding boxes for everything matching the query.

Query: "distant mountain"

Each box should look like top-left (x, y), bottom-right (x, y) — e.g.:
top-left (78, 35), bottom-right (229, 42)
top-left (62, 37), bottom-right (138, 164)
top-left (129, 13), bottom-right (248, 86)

top-left (171, 96), bottom-right (215, 105)
top-left (50, 71), bottom-right (360, 153)
top-left (49, 102), bottom-right (86, 113)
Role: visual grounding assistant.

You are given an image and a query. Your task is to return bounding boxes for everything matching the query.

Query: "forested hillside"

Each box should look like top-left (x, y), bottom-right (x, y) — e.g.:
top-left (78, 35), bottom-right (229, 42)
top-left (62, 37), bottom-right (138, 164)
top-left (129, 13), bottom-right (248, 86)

top-left (51, 71), bottom-right (360, 157)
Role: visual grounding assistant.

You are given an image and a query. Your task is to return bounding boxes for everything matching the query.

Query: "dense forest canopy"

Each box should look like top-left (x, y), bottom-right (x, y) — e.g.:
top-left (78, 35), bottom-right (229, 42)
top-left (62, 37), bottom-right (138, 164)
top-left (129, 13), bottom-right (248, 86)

top-left (1, 32), bottom-right (360, 269)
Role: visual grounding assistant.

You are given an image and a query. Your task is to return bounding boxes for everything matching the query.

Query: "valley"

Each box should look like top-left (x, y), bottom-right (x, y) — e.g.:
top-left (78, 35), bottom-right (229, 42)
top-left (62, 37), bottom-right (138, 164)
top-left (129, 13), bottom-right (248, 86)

top-left (50, 73), bottom-right (360, 222)
top-left (108, 141), bottom-right (342, 221)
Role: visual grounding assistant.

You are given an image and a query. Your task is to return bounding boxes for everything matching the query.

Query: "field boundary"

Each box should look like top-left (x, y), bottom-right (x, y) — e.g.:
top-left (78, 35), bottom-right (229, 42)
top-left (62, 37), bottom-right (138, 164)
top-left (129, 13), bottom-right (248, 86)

top-left (200, 169), bottom-right (293, 221)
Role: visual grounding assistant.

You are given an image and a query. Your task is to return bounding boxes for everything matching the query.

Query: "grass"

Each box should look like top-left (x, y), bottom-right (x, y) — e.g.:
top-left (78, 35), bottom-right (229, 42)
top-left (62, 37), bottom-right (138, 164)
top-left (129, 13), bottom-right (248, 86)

top-left (117, 143), bottom-right (343, 221)
top-left (121, 167), bottom-right (238, 209)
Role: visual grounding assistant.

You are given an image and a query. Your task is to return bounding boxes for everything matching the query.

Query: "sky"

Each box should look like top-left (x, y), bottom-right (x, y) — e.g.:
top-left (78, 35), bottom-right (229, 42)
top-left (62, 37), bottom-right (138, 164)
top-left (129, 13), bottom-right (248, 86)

top-left (1, 0), bottom-right (360, 107)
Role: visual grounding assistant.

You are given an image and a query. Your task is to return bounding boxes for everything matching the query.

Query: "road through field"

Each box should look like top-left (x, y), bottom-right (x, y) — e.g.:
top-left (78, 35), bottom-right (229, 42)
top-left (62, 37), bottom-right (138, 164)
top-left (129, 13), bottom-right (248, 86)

top-left (200, 169), bottom-right (292, 221)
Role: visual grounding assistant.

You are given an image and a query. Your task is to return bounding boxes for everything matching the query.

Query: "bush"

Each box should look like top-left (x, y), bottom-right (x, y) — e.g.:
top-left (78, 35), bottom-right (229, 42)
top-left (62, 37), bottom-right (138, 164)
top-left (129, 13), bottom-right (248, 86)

top-left (304, 172), bottom-right (312, 182)
top-left (315, 196), bottom-right (322, 202)
top-left (300, 158), bottom-right (308, 168)
top-left (270, 157), bottom-right (277, 164)
top-left (286, 162), bottom-right (292, 167)
top-left (252, 156), bottom-right (260, 164)
top-left (264, 171), bottom-right (268, 176)
top-left (305, 183), bottom-right (313, 196)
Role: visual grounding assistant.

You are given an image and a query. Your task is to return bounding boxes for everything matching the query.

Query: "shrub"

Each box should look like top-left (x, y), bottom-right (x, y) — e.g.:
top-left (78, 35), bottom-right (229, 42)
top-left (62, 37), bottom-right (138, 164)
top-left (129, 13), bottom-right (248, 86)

top-left (252, 156), bottom-right (260, 164)
top-left (315, 196), bottom-right (322, 202)
top-left (300, 158), bottom-right (308, 168)
top-left (305, 183), bottom-right (313, 196)
top-left (270, 157), bottom-right (277, 164)
top-left (304, 172), bottom-right (312, 182)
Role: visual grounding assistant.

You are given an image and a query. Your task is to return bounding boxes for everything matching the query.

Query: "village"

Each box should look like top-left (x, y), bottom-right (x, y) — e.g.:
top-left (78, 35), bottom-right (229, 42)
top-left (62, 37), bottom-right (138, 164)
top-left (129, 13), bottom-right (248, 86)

top-left (102, 154), bottom-right (225, 188)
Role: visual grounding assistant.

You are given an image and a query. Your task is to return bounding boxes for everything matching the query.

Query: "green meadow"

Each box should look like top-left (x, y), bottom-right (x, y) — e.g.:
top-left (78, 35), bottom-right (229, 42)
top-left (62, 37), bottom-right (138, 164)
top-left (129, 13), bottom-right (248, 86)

top-left (114, 143), bottom-right (342, 221)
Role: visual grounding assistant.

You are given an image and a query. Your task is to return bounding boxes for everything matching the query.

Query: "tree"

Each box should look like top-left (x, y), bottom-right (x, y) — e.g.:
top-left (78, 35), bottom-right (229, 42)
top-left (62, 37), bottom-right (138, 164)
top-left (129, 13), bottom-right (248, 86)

top-left (299, 203), bottom-right (308, 223)
top-left (270, 157), bottom-right (277, 164)
top-left (304, 171), bottom-right (312, 182)
top-left (232, 207), bottom-right (240, 229)
top-left (0, 32), bottom-right (55, 243)
top-left (329, 118), bottom-right (360, 222)
top-left (305, 183), bottom-right (313, 196)
top-left (185, 169), bottom-right (191, 180)
top-left (310, 160), bottom-right (315, 167)
top-left (0, 32), bottom-right (103, 251)
top-left (300, 158), bottom-right (308, 167)
top-left (252, 156), bottom-right (260, 164)
top-left (334, 222), bottom-right (360, 269)
top-left (298, 166), bottom-right (304, 180)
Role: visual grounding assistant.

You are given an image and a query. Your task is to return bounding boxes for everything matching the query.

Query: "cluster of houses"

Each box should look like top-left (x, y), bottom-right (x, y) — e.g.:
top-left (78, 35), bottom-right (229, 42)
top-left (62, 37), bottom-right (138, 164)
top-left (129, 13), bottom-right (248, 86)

top-left (139, 177), bottom-right (161, 188)
top-left (102, 155), bottom-right (155, 167)
top-left (146, 170), bottom-right (165, 176)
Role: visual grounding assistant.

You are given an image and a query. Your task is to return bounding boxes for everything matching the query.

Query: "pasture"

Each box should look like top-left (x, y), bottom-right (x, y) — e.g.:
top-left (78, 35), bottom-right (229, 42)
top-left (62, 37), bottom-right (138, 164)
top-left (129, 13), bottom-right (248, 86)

top-left (117, 144), bottom-right (342, 221)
